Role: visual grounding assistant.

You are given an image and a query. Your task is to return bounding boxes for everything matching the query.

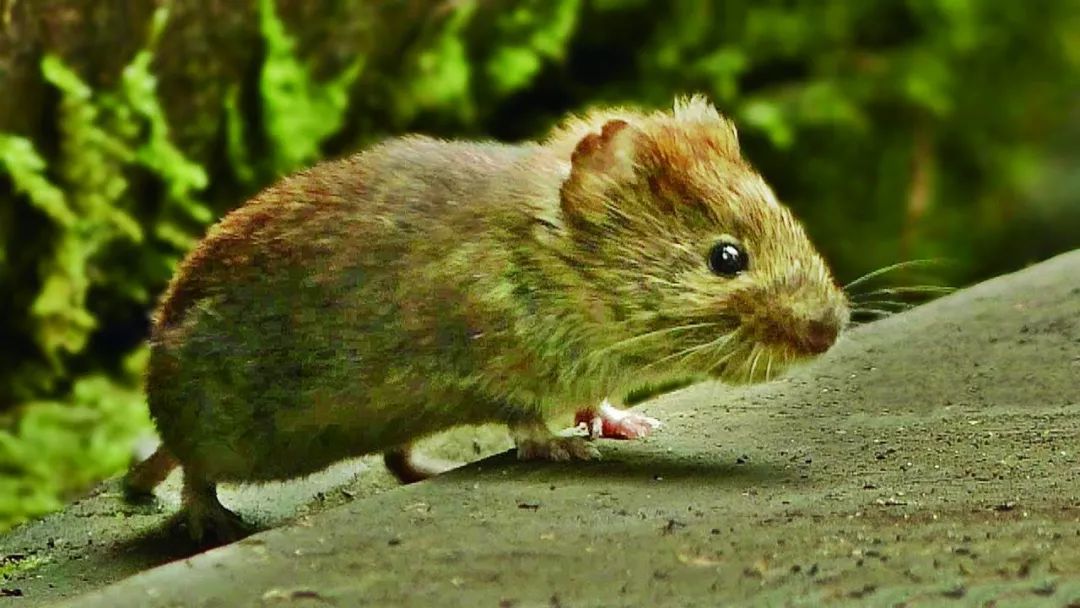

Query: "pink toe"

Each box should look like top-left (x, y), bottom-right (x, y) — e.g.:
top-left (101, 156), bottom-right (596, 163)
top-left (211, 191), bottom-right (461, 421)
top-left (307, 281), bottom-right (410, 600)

top-left (602, 416), bottom-right (651, 439)
top-left (576, 403), bottom-right (661, 440)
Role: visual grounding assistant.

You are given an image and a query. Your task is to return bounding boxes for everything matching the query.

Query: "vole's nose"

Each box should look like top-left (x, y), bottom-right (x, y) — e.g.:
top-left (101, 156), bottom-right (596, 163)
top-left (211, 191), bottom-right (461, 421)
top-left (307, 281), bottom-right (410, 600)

top-left (801, 317), bottom-right (839, 354)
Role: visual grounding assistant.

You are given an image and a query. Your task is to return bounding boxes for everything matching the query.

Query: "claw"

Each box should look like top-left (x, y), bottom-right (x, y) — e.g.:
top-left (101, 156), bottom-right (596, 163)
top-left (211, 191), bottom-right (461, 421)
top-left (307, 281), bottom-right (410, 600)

top-left (511, 421), bottom-right (601, 462)
top-left (181, 472), bottom-right (253, 546)
top-left (186, 502), bottom-right (253, 545)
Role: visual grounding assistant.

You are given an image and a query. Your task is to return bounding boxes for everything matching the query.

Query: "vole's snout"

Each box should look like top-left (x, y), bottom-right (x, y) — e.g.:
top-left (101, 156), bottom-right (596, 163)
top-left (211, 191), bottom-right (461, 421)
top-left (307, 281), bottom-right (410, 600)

top-left (800, 317), bottom-right (840, 355)
top-left (757, 303), bottom-right (846, 359)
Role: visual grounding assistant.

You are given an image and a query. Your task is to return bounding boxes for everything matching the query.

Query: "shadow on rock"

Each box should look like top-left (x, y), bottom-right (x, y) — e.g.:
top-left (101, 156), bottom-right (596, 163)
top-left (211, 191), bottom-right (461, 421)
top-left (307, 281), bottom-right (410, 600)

top-left (110, 503), bottom-right (269, 564)
top-left (437, 447), bottom-right (795, 487)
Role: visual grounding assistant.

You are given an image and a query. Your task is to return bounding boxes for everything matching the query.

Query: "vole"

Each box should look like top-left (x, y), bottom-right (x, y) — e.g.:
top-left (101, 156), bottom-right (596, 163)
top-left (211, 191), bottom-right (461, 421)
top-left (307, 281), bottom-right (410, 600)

top-left (124, 95), bottom-right (849, 542)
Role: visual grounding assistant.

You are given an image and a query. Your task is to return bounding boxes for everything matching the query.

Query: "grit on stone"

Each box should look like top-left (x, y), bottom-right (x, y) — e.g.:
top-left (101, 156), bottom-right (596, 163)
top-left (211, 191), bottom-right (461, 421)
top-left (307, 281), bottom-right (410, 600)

top-left (2, 250), bottom-right (1079, 607)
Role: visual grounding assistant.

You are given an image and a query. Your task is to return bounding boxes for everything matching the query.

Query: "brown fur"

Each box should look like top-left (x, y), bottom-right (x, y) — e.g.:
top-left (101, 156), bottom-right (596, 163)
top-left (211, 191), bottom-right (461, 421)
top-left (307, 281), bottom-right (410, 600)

top-left (129, 95), bottom-right (848, 543)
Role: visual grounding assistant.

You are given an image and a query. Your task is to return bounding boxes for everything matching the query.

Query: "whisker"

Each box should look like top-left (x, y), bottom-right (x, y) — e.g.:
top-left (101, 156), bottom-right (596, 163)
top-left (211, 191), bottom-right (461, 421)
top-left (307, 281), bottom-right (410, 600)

top-left (748, 348), bottom-right (764, 382)
top-left (742, 344), bottom-right (758, 382)
top-left (592, 322), bottom-right (721, 356)
top-left (851, 299), bottom-right (916, 310)
top-left (850, 285), bottom-right (955, 299)
top-left (635, 330), bottom-right (736, 375)
top-left (843, 259), bottom-right (944, 292)
top-left (742, 346), bottom-right (756, 384)
top-left (705, 342), bottom-right (744, 377)
top-left (653, 342), bottom-right (716, 369)
top-left (852, 308), bottom-right (896, 318)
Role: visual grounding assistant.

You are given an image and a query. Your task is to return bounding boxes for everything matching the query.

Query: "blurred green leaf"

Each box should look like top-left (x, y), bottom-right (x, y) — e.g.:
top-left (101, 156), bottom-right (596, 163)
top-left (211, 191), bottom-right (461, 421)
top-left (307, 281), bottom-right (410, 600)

top-left (0, 135), bottom-right (72, 226)
top-left (694, 47), bottom-right (748, 103)
top-left (485, 0), bottom-right (581, 96)
top-left (223, 84), bottom-right (256, 184)
top-left (258, 0), bottom-right (363, 176)
top-left (399, 1), bottom-right (477, 123)
top-left (0, 375), bottom-right (150, 531)
top-left (739, 99), bottom-right (794, 149)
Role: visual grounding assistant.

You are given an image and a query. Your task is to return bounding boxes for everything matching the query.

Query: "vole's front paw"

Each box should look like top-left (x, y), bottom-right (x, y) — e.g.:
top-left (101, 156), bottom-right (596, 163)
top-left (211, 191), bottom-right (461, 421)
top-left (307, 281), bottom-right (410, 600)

top-left (575, 399), bottom-right (662, 440)
top-left (515, 436), bottom-right (600, 462)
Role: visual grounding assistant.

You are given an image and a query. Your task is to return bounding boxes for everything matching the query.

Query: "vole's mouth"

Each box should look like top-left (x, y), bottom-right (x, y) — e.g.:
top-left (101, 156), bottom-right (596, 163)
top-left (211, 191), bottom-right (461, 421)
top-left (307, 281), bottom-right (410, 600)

top-left (749, 305), bottom-right (847, 359)
top-left (627, 314), bottom-right (841, 385)
top-left (703, 317), bottom-right (846, 384)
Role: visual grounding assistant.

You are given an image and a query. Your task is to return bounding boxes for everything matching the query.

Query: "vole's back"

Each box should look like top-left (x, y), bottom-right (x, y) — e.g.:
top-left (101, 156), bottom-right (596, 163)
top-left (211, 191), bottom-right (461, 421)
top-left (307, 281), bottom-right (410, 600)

top-left (148, 137), bottom-right (541, 482)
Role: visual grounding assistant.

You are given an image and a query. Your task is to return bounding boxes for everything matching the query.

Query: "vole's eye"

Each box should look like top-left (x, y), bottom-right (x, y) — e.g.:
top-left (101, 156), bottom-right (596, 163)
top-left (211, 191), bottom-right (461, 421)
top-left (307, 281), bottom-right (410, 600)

top-left (707, 242), bottom-right (748, 277)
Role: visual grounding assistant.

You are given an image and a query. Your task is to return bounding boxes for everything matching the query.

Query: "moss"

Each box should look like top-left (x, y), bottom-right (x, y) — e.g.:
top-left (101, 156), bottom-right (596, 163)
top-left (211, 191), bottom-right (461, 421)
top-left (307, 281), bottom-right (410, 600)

top-left (256, 0), bottom-right (363, 177)
top-left (484, 0), bottom-right (581, 96)
top-left (0, 135), bottom-right (73, 229)
top-left (26, 6), bottom-right (210, 366)
top-left (0, 368), bottom-right (150, 531)
top-left (394, 1), bottom-right (478, 125)
top-left (114, 6), bottom-right (211, 245)
top-left (0, 7), bottom-right (203, 531)
top-left (0, 554), bottom-right (51, 581)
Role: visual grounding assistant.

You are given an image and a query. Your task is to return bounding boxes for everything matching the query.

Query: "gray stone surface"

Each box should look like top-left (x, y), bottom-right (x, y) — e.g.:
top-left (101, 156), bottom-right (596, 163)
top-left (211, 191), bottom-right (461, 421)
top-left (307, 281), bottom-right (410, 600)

top-left (3, 251), bottom-right (1080, 607)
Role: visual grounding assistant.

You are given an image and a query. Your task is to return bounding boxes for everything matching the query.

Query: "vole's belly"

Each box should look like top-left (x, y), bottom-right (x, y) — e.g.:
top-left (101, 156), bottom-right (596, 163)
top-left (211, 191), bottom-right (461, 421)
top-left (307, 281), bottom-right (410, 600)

top-left (153, 348), bottom-right (495, 482)
top-left (147, 290), bottom-right (500, 482)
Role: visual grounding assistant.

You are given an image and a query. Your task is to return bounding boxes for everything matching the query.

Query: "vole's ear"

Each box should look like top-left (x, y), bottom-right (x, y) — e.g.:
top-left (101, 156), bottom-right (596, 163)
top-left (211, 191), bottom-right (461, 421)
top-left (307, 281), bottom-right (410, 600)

top-left (570, 119), bottom-right (634, 167)
top-left (560, 119), bottom-right (642, 225)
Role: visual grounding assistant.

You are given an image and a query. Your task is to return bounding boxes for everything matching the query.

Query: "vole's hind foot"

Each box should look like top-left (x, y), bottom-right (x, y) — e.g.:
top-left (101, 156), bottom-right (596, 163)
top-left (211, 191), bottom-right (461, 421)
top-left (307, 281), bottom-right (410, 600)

top-left (384, 445), bottom-right (460, 484)
top-left (123, 446), bottom-right (178, 501)
top-left (511, 422), bottom-right (600, 461)
top-left (516, 435), bottom-right (600, 461)
top-left (181, 472), bottom-right (252, 545)
top-left (575, 399), bottom-right (662, 440)
top-left (184, 502), bottom-right (252, 546)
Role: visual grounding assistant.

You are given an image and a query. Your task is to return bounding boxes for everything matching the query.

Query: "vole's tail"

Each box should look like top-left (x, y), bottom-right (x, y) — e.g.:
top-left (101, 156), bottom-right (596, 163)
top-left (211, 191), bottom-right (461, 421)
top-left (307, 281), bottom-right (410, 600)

top-left (383, 445), bottom-right (459, 484)
top-left (124, 445), bottom-right (179, 498)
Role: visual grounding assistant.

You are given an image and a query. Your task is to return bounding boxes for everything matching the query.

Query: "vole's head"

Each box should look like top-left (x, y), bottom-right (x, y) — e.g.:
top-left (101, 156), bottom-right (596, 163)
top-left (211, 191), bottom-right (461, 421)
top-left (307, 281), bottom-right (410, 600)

top-left (552, 95), bottom-right (849, 383)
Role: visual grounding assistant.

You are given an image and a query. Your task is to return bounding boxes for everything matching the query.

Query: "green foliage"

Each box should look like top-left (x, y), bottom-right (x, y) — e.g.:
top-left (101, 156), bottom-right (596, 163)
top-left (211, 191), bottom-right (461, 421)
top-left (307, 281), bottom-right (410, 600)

top-left (25, 6), bottom-right (210, 369)
top-left (224, 0), bottom-right (364, 182)
top-left (0, 554), bottom-right (50, 581)
top-left (0, 135), bottom-right (72, 229)
top-left (223, 85), bottom-right (256, 184)
top-left (0, 7), bottom-right (209, 530)
top-left (34, 54), bottom-right (139, 360)
top-left (394, 1), bottom-right (479, 125)
top-left (113, 6), bottom-right (211, 248)
top-left (256, 0), bottom-right (363, 177)
top-left (0, 358), bottom-right (150, 531)
top-left (484, 0), bottom-right (582, 96)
